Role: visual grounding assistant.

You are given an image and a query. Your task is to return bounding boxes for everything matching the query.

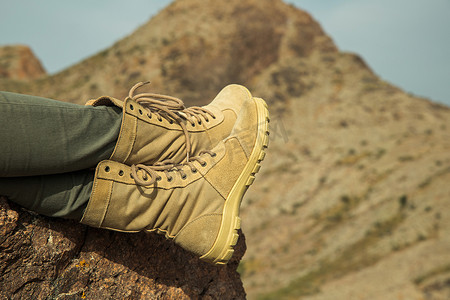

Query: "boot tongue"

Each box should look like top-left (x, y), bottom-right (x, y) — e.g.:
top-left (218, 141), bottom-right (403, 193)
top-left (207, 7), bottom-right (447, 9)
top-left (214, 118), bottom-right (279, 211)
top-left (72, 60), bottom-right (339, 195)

top-left (85, 96), bottom-right (124, 107)
top-left (127, 81), bottom-right (193, 163)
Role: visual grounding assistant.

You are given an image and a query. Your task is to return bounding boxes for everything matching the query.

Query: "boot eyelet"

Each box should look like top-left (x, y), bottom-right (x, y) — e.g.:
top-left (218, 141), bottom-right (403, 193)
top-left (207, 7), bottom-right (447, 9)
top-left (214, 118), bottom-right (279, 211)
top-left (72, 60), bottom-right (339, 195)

top-left (212, 115), bottom-right (216, 119)
top-left (167, 176), bottom-right (173, 182)
top-left (143, 175), bottom-right (148, 181)
top-left (211, 153), bottom-right (217, 157)
top-left (191, 169), bottom-right (197, 173)
top-left (130, 104), bottom-right (134, 110)
top-left (190, 123), bottom-right (195, 127)
top-left (147, 113), bottom-right (152, 119)
top-left (169, 120), bottom-right (174, 124)
top-left (181, 174), bottom-right (187, 180)
top-left (105, 166), bottom-right (110, 172)
top-left (205, 118), bottom-right (209, 122)
top-left (158, 117), bottom-right (163, 122)
top-left (201, 162), bottom-right (207, 167)
top-left (156, 176), bottom-right (162, 181)
top-left (198, 120), bottom-right (202, 125)
top-left (139, 109), bottom-right (143, 115)
top-left (119, 170), bottom-right (124, 176)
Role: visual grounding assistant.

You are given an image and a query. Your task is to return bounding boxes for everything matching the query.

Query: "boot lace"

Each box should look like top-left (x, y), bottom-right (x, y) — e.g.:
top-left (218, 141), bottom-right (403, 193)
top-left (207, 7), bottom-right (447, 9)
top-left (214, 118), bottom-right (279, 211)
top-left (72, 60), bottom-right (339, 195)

top-left (126, 81), bottom-right (216, 162)
top-left (131, 150), bottom-right (216, 186)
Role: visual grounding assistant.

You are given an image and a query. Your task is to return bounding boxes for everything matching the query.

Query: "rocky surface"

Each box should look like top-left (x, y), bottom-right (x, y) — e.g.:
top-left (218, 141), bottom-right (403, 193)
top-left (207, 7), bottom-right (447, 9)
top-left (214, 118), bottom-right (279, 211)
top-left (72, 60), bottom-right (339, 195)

top-left (1, 0), bottom-right (450, 299)
top-left (0, 45), bottom-right (46, 81)
top-left (0, 197), bottom-right (246, 299)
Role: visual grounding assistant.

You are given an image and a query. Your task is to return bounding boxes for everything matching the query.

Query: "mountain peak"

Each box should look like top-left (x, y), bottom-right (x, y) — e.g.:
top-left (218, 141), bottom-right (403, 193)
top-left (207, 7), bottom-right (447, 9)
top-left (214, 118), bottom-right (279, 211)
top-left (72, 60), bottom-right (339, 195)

top-left (0, 0), bottom-right (336, 105)
top-left (0, 45), bottom-right (46, 81)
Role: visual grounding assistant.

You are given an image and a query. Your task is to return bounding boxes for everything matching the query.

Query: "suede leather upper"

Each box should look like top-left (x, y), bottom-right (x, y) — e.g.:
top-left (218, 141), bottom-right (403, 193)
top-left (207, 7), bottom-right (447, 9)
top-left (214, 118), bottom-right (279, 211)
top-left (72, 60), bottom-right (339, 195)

top-left (87, 84), bottom-right (253, 165)
top-left (81, 86), bottom-right (270, 264)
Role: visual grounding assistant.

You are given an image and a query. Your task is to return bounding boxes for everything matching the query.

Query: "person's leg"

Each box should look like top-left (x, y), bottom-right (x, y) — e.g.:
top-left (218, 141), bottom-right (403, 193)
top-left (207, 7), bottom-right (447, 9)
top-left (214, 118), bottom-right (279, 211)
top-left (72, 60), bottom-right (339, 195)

top-left (0, 170), bottom-right (94, 220)
top-left (0, 91), bottom-right (121, 177)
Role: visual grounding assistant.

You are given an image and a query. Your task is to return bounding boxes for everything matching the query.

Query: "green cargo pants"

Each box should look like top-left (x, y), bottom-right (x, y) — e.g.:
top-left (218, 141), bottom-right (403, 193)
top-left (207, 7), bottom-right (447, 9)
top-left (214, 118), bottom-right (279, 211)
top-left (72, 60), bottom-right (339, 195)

top-left (0, 91), bottom-right (122, 220)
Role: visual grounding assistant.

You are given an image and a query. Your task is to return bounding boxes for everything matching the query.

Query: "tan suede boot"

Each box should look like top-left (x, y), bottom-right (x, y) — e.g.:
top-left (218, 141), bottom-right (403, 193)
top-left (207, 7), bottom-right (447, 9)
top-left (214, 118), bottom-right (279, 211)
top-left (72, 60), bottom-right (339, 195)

top-left (86, 82), bottom-right (254, 165)
top-left (81, 96), bottom-right (269, 264)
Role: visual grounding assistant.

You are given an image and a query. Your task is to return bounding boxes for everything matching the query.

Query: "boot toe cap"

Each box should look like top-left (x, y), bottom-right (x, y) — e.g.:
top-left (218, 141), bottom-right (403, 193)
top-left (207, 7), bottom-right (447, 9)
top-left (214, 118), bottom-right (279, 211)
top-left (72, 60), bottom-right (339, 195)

top-left (174, 214), bottom-right (222, 258)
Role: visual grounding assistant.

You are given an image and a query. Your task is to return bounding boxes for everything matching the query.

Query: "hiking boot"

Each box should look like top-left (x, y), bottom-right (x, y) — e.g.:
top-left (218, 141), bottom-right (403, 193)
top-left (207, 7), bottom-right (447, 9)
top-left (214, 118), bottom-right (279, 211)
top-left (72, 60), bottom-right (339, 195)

top-left (86, 81), bottom-right (254, 165)
top-left (80, 96), bottom-right (270, 264)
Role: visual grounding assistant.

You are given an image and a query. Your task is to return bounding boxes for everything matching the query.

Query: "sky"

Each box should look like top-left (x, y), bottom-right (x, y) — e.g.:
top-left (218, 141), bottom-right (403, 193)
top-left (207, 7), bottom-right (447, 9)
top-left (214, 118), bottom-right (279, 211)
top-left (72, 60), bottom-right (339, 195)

top-left (1, 0), bottom-right (449, 106)
top-left (294, 0), bottom-right (450, 107)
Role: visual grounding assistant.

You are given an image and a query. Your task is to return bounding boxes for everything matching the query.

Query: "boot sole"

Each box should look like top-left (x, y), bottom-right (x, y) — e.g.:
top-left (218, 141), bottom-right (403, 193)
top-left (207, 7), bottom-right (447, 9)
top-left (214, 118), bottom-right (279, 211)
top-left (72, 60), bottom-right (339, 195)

top-left (200, 97), bottom-right (270, 265)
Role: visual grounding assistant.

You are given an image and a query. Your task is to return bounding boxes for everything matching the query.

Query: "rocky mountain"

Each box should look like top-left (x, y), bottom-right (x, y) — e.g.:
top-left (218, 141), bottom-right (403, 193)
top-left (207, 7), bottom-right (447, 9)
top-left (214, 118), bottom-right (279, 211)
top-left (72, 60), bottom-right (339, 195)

top-left (1, 0), bottom-right (450, 299)
top-left (0, 45), bottom-right (46, 81)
